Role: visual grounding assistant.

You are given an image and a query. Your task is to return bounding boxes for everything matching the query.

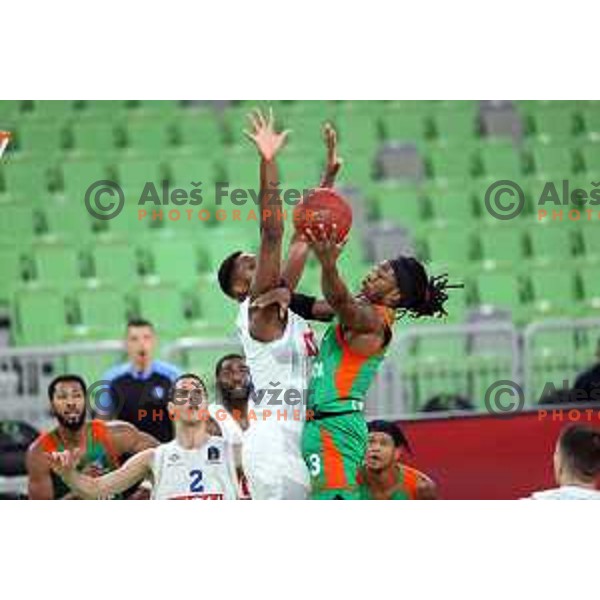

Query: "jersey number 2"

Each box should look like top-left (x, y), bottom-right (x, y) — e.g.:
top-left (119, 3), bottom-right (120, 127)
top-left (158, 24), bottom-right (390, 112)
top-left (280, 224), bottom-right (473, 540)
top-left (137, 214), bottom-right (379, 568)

top-left (189, 470), bottom-right (204, 493)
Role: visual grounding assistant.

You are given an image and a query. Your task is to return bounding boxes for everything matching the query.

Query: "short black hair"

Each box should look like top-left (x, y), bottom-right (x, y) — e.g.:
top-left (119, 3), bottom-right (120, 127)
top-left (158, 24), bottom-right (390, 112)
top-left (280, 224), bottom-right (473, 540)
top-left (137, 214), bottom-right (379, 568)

top-left (127, 318), bottom-right (154, 330)
top-left (218, 251), bottom-right (243, 299)
top-left (558, 424), bottom-right (600, 480)
top-left (368, 420), bottom-right (411, 452)
top-left (215, 353), bottom-right (245, 378)
top-left (47, 374), bottom-right (87, 402)
top-left (171, 373), bottom-right (208, 399)
top-left (389, 256), bottom-right (462, 319)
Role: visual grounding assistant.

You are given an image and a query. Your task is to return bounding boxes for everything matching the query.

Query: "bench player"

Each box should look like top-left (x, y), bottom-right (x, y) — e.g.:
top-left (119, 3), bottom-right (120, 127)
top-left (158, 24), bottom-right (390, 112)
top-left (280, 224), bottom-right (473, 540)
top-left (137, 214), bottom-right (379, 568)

top-left (47, 374), bottom-right (238, 500)
top-left (27, 374), bottom-right (158, 499)
top-left (357, 420), bottom-right (437, 500)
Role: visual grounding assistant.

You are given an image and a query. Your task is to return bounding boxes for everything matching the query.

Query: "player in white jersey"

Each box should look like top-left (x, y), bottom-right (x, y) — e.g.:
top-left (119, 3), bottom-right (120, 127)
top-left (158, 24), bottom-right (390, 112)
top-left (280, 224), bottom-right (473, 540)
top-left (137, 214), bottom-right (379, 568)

top-left (528, 423), bottom-right (600, 500)
top-left (47, 374), bottom-right (238, 500)
top-left (216, 110), bottom-right (339, 499)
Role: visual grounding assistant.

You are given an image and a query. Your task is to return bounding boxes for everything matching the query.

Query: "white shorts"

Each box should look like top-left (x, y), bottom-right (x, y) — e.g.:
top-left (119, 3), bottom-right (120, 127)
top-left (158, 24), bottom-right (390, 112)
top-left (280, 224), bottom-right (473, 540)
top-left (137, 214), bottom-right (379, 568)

top-left (242, 419), bottom-right (310, 500)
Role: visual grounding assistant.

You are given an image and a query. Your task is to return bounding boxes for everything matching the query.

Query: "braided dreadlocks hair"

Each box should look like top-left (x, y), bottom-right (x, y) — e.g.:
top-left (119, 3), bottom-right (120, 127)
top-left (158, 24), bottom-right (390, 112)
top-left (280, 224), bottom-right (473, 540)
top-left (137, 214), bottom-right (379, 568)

top-left (388, 256), bottom-right (463, 319)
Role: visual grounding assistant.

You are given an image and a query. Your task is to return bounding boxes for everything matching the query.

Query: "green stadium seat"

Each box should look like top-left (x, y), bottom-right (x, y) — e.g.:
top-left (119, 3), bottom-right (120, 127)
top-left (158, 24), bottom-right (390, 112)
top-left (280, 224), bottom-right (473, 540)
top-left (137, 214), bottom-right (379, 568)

top-left (27, 101), bottom-right (77, 120)
top-left (0, 203), bottom-right (41, 241)
top-left (278, 155), bottom-right (321, 186)
top-left (527, 223), bottom-right (574, 264)
top-left (476, 141), bottom-right (524, 179)
top-left (475, 271), bottom-right (524, 314)
top-left (174, 111), bottom-right (225, 152)
top-left (578, 142), bottom-right (600, 173)
top-left (372, 183), bottom-right (426, 230)
top-left (79, 101), bottom-right (127, 119)
top-left (477, 224), bottom-right (526, 267)
top-left (61, 159), bottom-right (112, 199)
top-left (123, 117), bottom-right (175, 154)
top-left (116, 158), bottom-right (164, 190)
top-left (12, 287), bottom-right (68, 345)
top-left (1, 161), bottom-right (51, 198)
top-left (381, 107), bottom-right (425, 142)
top-left (333, 112), bottom-right (380, 155)
top-left (41, 198), bottom-right (96, 240)
top-left (145, 236), bottom-right (207, 283)
top-left (528, 268), bottom-right (577, 315)
top-left (32, 242), bottom-right (83, 287)
top-left (76, 286), bottom-right (130, 338)
top-left (0, 100), bottom-right (24, 122)
top-left (0, 246), bottom-right (26, 304)
top-left (167, 156), bottom-right (217, 189)
top-left (430, 102), bottom-right (478, 142)
top-left (524, 103), bottom-right (577, 141)
top-left (580, 224), bottom-right (600, 261)
top-left (417, 335), bottom-right (468, 360)
top-left (127, 100), bottom-right (182, 117)
top-left (71, 121), bottom-right (120, 157)
top-left (221, 151), bottom-right (260, 189)
top-left (581, 105), bottom-right (600, 136)
top-left (425, 145), bottom-right (476, 181)
top-left (428, 188), bottom-right (475, 225)
top-left (527, 143), bottom-right (575, 178)
top-left (426, 226), bottom-right (475, 265)
top-left (14, 122), bottom-right (69, 158)
top-left (90, 240), bottom-right (141, 286)
top-left (578, 264), bottom-right (600, 309)
top-left (134, 285), bottom-right (187, 338)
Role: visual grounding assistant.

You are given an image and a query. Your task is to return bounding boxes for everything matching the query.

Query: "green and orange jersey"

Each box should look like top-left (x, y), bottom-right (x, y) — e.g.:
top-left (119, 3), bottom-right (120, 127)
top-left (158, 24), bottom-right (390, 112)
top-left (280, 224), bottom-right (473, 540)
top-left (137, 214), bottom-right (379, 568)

top-left (308, 305), bottom-right (395, 414)
top-left (356, 464), bottom-right (421, 500)
top-left (37, 420), bottom-right (121, 499)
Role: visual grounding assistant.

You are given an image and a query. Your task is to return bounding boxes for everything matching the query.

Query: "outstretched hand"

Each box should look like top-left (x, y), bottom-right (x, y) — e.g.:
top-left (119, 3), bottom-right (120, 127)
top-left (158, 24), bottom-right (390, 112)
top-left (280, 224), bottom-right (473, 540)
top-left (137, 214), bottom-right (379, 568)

top-left (305, 224), bottom-right (348, 268)
top-left (46, 448), bottom-right (83, 477)
top-left (323, 122), bottom-right (342, 182)
top-left (244, 108), bottom-right (289, 162)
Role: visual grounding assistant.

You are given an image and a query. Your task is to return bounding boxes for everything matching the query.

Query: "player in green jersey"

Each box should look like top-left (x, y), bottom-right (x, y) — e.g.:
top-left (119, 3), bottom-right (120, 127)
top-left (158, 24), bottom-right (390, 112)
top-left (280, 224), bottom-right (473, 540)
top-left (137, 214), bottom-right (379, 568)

top-left (302, 227), bottom-right (460, 499)
top-left (26, 374), bottom-right (157, 499)
top-left (356, 420), bottom-right (437, 500)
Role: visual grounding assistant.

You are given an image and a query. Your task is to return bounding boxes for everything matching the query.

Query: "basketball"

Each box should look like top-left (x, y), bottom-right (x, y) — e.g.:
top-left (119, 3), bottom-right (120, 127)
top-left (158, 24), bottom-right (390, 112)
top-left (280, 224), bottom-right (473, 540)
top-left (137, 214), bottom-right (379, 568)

top-left (293, 187), bottom-right (353, 242)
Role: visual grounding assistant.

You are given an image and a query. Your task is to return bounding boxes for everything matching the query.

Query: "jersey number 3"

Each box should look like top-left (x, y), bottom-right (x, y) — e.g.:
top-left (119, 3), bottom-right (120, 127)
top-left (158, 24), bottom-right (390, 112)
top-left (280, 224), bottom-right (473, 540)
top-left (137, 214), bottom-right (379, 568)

top-left (189, 470), bottom-right (204, 493)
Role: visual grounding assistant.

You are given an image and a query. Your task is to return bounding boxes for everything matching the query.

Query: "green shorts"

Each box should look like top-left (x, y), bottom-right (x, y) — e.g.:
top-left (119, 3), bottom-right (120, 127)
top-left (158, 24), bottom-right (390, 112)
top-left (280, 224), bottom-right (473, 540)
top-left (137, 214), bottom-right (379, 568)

top-left (302, 411), bottom-right (368, 500)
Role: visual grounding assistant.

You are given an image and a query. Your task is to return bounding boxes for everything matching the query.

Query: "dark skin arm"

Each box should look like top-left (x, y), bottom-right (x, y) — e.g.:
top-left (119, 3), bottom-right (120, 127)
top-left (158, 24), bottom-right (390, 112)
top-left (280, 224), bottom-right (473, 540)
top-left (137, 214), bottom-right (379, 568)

top-left (26, 442), bottom-right (55, 500)
top-left (282, 123), bottom-right (342, 292)
top-left (107, 421), bottom-right (158, 455)
top-left (308, 226), bottom-right (388, 356)
top-left (416, 474), bottom-right (438, 500)
top-left (106, 421), bottom-right (158, 500)
top-left (244, 109), bottom-right (290, 343)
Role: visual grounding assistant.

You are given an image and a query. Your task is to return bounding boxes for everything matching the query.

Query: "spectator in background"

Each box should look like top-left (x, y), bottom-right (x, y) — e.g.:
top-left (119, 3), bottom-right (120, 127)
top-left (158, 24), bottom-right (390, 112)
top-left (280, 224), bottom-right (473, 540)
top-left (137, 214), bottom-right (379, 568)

top-left (572, 337), bottom-right (600, 402)
top-left (99, 319), bottom-right (182, 443)
top-left (356, 420), bottom-right (437, 500)
top-left (528, 424), bottom-right (600, 500)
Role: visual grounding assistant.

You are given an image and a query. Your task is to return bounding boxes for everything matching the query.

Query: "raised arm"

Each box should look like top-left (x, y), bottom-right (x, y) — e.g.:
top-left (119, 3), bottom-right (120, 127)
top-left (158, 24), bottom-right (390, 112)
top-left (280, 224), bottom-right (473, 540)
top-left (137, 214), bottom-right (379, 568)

top-left (307, 226), bottom-right (382, 335)
top-left (320, 122), bottom-right (342, 188)
top-left (282, 123), bottom-right (343, 290)
top-left (244, 109), bottom-right (289, 299)
top-left (48, 447), bottom-right (154, 500)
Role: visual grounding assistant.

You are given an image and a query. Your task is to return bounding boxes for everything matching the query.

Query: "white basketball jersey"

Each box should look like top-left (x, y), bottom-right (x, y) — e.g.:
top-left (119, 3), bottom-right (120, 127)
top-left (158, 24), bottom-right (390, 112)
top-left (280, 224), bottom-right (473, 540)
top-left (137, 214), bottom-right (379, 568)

top-left (529, 486), bottom-right (600, 500)
top-left (236, 298), bottom-right (318, 421)
top-left (150, 437), bottom-right (238, 500)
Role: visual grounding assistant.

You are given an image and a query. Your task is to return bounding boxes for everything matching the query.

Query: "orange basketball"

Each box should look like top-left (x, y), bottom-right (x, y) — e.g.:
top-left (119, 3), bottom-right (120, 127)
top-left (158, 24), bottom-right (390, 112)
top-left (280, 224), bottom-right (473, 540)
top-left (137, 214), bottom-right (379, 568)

top-left (293, 188), bottom-right (353, 242)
